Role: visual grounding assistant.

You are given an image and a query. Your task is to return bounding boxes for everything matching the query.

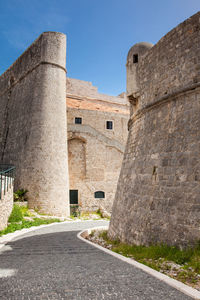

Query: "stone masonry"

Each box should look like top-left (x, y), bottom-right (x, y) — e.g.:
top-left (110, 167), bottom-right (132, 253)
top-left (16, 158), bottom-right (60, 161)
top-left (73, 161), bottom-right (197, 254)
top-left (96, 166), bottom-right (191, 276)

top-left (66, 78), bottom-right (129, 212)
top-left (0, 32), bottom-right (69, 217)
top-left (108, 12), bottom-right (200, 247)
top-left (0, 186), bottom-right (13, 230)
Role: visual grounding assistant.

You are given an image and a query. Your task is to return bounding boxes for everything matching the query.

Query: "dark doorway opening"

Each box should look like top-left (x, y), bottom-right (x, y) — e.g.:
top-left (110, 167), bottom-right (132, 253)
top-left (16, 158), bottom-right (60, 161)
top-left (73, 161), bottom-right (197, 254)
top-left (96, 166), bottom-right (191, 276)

top-left (70, 189), bottom-right (78, 204)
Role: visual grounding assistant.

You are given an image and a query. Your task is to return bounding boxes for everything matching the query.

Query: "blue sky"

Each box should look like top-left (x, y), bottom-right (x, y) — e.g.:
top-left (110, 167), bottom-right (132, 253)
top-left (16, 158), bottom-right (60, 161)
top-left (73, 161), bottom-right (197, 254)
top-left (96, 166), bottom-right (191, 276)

top-left (0, 0), bottom-right (199, 95)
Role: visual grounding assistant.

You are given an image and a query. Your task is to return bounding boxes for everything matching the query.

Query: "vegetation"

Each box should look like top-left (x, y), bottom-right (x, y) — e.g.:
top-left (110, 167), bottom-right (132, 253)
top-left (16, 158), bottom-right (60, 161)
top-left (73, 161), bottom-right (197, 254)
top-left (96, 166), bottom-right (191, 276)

top-left (70, 209), bottom-right (109, 220)
top-left (14, 189), bottom-right (28, 202)
top-left (80, 211), bottom-right (102, 220)
top-left (0, 218), bottom-right (61, 236)
top-left (96, 208), bottom-right (104, 218)
top-left (70, 205), bottom-right (81, 217)
top-left (70, 207), bottom-right (110, 220)
top-left (0, 204), bottom-right (60, 236)
top-left (94, 230), bottom-right (200, 288)
top-left (8, 204), bottom-right (23, 222)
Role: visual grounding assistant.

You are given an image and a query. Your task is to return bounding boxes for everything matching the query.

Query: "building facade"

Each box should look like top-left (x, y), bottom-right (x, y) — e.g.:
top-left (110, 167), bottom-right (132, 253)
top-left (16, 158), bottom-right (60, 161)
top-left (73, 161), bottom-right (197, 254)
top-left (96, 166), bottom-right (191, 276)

top-left (66, 78), bottom-right (129, 212)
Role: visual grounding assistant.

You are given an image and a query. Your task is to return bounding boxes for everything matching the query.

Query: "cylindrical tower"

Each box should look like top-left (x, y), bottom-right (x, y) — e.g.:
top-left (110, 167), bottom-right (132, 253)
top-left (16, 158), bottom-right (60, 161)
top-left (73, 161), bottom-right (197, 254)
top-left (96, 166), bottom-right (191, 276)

top-left (0, 32), bottom-right (69, 217)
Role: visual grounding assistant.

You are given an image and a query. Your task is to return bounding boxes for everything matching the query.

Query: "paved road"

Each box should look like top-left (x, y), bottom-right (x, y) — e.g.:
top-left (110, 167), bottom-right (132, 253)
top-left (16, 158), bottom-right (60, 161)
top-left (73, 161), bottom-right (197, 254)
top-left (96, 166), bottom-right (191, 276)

top-left (0, 221), bottom-right (192, 300)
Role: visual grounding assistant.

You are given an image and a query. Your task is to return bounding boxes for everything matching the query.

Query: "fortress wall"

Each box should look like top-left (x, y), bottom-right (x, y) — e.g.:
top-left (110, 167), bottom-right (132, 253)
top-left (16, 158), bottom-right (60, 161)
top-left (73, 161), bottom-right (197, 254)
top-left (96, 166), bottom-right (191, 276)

top-left (67, 77), bottom-right (129, 105)
top-left (66, 78), bottom-right (98, 98)
top-left (136, 11), bottom-right (200, 109)
top-left (0, 32), bottom-right (69, 217)
top-left (109, 12), bottom-right (200, 247)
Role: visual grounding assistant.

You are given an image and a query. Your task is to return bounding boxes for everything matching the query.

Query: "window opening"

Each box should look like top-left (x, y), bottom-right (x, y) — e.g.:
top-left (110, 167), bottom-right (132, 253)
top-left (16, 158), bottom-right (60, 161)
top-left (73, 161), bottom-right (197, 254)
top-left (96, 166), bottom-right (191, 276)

top-left (106, 121), bottom-right (113, 130)
top-left (133, 54), bottom-right (138, 63)
top-left (69, 190), bottom-right (78, 204)
top-left (75, 117), bottom-right (82, 124)
top-left (94, 191), bottom-right (105, 198)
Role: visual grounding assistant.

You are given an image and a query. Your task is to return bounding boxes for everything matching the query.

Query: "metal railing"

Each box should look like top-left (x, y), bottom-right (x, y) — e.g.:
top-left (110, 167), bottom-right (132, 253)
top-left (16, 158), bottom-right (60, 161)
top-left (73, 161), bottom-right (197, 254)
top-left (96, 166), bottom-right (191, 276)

top-left (0, 165), bottom-right (15, 200)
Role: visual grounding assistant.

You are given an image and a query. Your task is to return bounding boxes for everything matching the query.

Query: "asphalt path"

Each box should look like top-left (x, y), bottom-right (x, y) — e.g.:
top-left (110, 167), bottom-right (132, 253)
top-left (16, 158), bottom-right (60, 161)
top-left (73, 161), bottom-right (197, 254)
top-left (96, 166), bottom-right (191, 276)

top-left (0, 221), bottom-right (192, 300)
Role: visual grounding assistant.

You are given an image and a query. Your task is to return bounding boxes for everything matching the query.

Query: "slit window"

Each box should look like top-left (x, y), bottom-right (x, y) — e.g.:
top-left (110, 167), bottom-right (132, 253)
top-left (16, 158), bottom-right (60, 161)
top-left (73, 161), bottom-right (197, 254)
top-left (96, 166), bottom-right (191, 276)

top-left (75, 117), bottom-right (82, 124)
top-left (106, 121), bottom-right (113, 130)
top-left (94, 191), bottom-right (105, 198)
top-left (133, 54), bottom-right (138, 63)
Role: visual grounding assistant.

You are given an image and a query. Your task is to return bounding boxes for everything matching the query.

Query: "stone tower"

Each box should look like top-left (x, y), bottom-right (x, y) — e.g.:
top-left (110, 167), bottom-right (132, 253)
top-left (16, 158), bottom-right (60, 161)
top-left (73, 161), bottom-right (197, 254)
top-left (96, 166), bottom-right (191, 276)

top-left (108, 12), bottom-right (200, 247)
top-left (0, 32), bottom-right (69, 217)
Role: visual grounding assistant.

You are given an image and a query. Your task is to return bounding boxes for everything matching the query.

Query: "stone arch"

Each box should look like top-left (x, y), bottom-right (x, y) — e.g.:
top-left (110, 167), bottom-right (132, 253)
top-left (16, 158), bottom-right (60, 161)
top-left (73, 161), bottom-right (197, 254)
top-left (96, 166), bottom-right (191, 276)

top-left (68, 136), bottom-right (86, 184)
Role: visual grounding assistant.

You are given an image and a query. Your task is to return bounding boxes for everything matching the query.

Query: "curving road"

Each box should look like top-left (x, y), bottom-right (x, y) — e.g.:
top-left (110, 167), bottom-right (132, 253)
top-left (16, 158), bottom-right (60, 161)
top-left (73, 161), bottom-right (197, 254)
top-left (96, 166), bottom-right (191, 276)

top-left (0, 221), bottom-right (193, 300)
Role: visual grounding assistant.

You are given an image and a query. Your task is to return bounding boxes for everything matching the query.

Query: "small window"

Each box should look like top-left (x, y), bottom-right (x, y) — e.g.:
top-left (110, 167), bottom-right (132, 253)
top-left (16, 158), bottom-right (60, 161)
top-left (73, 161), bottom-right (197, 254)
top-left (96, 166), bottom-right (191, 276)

top-left (94, 191), bottom-right (105, 198)
top-left (133, 54), bottom-right (138, 63)
top-left (106, 121), bottom-right (113, 130)
top-left (70, 190), bottom-right (78, 204)
top-left (75, 117), bottom-right (82, 124)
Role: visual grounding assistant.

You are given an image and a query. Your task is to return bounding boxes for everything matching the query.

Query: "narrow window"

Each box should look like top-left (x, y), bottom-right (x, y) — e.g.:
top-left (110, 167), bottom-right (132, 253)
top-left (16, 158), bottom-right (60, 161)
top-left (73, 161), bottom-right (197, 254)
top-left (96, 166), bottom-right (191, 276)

top-left (94, 191), bottom-right (105, 198)
top-left (75, 117), bottom-right (82, 124)
top-left (133, 54), bottom-right (138, 63)
top-left (106, 121), bottom-right (113, 130)
top-left (69, 190), bottom-right (78, 204)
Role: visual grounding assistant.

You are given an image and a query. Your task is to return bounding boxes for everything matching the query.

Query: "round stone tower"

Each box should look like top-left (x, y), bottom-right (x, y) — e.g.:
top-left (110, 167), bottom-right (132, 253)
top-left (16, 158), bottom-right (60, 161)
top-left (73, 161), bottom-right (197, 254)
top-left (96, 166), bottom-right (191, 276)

top-left (0, 32), bottom-right (69, 217)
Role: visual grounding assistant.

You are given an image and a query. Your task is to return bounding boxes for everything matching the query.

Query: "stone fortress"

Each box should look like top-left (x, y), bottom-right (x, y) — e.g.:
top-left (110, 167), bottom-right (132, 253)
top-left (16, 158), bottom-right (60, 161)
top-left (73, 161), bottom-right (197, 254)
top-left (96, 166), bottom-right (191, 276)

top-left (0, 11), bottom-right (200, 247)
top-left (0, 32), bottom-right (129, 220)
top-left (66, 78), bottom-right (129, 212)
top-left (108, 11), bottom-right (200, 247)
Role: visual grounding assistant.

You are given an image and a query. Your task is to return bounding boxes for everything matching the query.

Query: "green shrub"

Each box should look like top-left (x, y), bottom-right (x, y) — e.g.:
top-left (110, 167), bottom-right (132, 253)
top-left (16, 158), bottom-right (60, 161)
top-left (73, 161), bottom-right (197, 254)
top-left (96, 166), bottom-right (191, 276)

top-left (14, 189), bottom-right (28, 202)
top-left (20, 206), bottom-right (33, 217)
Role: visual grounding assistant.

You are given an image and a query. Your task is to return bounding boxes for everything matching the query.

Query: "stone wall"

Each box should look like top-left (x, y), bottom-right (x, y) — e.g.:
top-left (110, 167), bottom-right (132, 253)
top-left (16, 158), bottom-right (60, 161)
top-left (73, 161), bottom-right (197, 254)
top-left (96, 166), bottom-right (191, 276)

top-left (67, 107), bottom-right (128, 145)
top-left (67, 90), bottom-right (129, 212)
top-left (0, 186), bottom-right (13, 231)
top-left (0, 32), bottom-right (69, 217)
top-left (127, 12), bottom-right (200, 109)
top-left (67, 78), bottom-right (129, 105)
top-left (109, 12), bottom-right (200, 247)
